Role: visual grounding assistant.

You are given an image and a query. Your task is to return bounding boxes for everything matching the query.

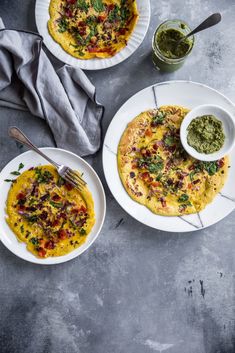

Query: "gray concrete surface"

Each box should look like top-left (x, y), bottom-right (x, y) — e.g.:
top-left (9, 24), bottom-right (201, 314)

top-left (0, 0), bottom-right (234, 352)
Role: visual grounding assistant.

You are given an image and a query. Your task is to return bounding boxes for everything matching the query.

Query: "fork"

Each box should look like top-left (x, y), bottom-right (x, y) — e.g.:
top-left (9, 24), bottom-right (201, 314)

top-left (8, 126), bottom-right (86, 191)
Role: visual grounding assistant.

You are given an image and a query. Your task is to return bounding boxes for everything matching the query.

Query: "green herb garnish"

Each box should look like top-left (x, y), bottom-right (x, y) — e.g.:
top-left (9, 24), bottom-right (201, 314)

top-left (203, 161), bottom-right (218, 176)
top-left (27, 215), bottom-right (38, 223)
top-left (30, 237), bottom-right (39, 245)
top-left (35, 168), bottom-right (53, 183)
top-left (91, 0), bottom-right (104, 12)
top-left (164, 136), bottom-right (175, 146)
top-left (152, 111), bottom-right (166, 125)
top-left (148, 162), bottom-right (164, 174)
top-left (178, 194), bottom-right (189, 203)
top-left (77, 0), bottom-right (89, 13)
top-left (58, 18), bottom-right (68, 33)
top-left (20, 225), bottom-right (24, 233)
top-left (80, 228), bottom-right (86, 235)
top-left (18, 163), bottom-right (24, 171)
top-left (50, 201), bottom-right (63, 208)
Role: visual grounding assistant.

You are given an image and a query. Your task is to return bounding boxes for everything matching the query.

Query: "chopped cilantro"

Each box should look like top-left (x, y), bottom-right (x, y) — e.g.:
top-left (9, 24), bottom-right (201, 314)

top-left (77, 0), bottom-right (89, 13)
top-left (80, 228), bottom-right (86, 235)
top-left (27, 215), bottom-right (38, 223)
top-left (164, 136), bottom-right (175, 146)
top-left (189, 171), bottom-right (196, 181)
top-left (10, 171), bottom-right (21, 176)
top-left (50, 201), bottom-right (63, 208)
top-left (152, 110), bottom-right (166, 125)
top-left (58, 18), bottom-right (68, 33)
top-left (35, 168), bottom-right (53, 183)
top-left (203, 161), bottom-right (218, 176)
top-left (20, 225), bottom-right (24, 233)
top-left (148, 162), bottom-right (164, 174)
top-left (178, 194), bottom-right (189, 203)
top-left (91, 0), bottom-right (104, 12)
top-left (18, 163), bottom-right (24, 171)
top-left (108, 5), bottom-right (120, 22)
top-left (30, 237), bottom-right (39, 246)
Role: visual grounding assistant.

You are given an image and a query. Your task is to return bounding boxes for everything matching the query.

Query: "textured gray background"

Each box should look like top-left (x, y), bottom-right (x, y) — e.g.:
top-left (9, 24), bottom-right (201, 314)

top-left (0, 0), bottom-right (235, 352)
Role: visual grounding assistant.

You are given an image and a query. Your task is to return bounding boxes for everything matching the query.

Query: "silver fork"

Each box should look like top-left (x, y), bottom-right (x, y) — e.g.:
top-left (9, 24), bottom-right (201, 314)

top-left (8, 126), bottom-right (86, 191)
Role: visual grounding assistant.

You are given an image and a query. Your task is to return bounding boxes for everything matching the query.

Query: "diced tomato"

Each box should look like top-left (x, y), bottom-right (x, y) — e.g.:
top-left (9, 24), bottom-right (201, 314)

top-left (52, 219), bottom-right (60, 227)
top-left (67, 0), bottom-right (76, 4)
top-left (58, 229), bottom-right (67, 240)
top-left (151, 181), bottom-right (161, 187)
top-left (52, 194), bottom-right (61, 201)
top-left (98, 15), bottom-right (106, 22)
top-left (141, 172), bottom-right (149, 179)
top-left (65, 182), bottom-right (74, 191)
top-left (79, 205), bottom-right (87, 213)
top-left (38, 247), bottom-right (46, 257)
top-left (118, 28), bottom-right (126, 35)
top-left (87, 45), bottom-right (98, 53)
top-left (18, 205), bottom-right (25, 211)
top-left (45, 240), bottom-right (55, 250)
top-left (17, 193), bottom-right (25, 200)
top-left (107, 4), bottom-right (114, 11)
top-left (78, 21), bottom-right (86, 27)
top-left (153, 144), bottom-right (159, 150)
top-left (71, 208), bottom-right (78, 214)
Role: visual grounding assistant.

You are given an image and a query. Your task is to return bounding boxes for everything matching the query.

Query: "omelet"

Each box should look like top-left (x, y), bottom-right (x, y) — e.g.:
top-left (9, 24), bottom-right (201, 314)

top-left (48, 0), bottom-right (139, 59)
top-left (118, 106), bottom-right (229, 216)
top-left (6, 165), bottom-right (95, 258)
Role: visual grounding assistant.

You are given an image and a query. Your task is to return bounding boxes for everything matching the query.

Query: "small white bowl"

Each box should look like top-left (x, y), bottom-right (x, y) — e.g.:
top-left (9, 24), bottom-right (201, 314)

top-left (180, 104), bottom-right (235, 161)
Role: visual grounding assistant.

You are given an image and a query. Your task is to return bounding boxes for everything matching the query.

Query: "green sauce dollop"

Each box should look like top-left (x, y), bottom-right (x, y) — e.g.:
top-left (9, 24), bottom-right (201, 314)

top-left (156, 28), bottom-right (192, 59)
top-left (187, 115), bottom-right (225, 154)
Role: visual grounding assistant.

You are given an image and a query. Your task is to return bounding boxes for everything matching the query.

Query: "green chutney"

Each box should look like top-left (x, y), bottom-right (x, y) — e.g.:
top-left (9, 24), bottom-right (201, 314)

top-left (187, 115), bottom-right (225, 154)
top-left (156, 28), bottom-right (192, 59)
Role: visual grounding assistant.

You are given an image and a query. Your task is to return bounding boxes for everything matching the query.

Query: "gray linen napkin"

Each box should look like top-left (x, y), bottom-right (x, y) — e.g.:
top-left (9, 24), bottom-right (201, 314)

top-left (0, 19), bottom-right (104, 156)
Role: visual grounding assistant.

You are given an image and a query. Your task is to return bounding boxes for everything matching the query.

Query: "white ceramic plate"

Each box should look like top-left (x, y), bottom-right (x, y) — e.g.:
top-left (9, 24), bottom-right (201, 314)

top-left (0, 148), bottom-right (106, 264)
top-left (103, 81), bottom-right (235, 232)
top-left (35, 0), bottom-right (150, 70)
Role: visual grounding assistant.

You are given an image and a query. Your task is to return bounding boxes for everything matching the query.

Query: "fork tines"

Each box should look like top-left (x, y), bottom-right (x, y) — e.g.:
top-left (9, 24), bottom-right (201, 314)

top-left (64, 169), bottom-right (86, 191)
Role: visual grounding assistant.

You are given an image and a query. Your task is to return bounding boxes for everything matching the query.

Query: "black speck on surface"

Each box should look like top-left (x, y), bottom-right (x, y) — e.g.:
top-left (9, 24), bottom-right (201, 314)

top-left (199, 280), bottom-right (205, 298)
top-left (114, 218), bottom-right (124, 229)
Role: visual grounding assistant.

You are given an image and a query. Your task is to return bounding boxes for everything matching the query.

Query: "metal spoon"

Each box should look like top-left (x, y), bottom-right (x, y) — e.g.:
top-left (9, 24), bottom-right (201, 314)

top-left (177, 13), bottom-right (222, 45)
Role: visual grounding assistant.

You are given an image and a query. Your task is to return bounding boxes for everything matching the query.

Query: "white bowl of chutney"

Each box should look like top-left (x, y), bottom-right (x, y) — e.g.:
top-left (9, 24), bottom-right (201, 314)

top-left (180, 104), bottom-right (235, 161)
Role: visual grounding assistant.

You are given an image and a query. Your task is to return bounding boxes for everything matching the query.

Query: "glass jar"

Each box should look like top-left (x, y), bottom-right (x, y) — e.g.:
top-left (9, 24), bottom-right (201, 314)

top-left (152, 19), bottom-right (194, 72)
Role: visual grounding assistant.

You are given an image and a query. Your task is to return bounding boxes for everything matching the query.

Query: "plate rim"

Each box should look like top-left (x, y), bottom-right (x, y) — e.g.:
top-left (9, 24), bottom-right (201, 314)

top-left (0, 147), bottom-right (106, 265)
top-left (35, 0), bottom-right (151, 70)
top-left (102, 80), bottom-right (235, 233)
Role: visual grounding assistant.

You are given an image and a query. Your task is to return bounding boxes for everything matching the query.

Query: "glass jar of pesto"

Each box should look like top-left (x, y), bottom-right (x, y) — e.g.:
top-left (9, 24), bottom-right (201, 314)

top-left (152, 20), bottom-right (194, 72)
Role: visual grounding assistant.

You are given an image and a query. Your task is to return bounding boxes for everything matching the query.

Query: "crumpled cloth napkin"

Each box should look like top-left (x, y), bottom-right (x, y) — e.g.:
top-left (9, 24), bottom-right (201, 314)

top-left (0, 18), bottom-right (104, 156)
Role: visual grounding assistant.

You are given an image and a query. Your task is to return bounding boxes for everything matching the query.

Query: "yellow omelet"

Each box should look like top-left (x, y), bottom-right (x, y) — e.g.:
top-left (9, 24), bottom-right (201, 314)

top-left (118, 106), bottom-right (229, 216)
top-left (48, 0), bottom-right (139, 59)
top-left (6, 165), bottom-right (95, 258)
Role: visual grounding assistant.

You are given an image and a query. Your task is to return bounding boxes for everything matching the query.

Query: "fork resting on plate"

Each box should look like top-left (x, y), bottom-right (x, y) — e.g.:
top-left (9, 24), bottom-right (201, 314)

top-left (8, 127), bottom-right (86, 191)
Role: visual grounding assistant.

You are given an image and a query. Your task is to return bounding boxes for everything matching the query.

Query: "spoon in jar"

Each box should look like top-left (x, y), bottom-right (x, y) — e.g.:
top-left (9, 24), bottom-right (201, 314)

top-left (176, 13), bottom-right (222, 46)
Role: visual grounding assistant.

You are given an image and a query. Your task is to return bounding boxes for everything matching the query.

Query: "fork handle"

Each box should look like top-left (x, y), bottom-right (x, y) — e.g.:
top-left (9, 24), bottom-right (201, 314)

top-left (9, 126), bottom-right (60, 169)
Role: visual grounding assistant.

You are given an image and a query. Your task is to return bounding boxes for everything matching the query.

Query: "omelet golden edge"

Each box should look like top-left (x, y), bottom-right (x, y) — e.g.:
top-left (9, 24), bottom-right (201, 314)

top-left (118, 106), bottom-right (229, 216)
top-left (48, 0), bottom-right (139, 59)
top-left (6, 165), bottom-right (95, 258)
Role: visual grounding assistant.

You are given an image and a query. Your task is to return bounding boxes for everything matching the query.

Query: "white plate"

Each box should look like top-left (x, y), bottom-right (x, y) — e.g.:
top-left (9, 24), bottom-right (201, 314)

top-left (103, 81), bottom-right (235, 232)
top-left (35, 0), bottom-right (150, 70)
top-left (0, 148), bottom-right (106, 264)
